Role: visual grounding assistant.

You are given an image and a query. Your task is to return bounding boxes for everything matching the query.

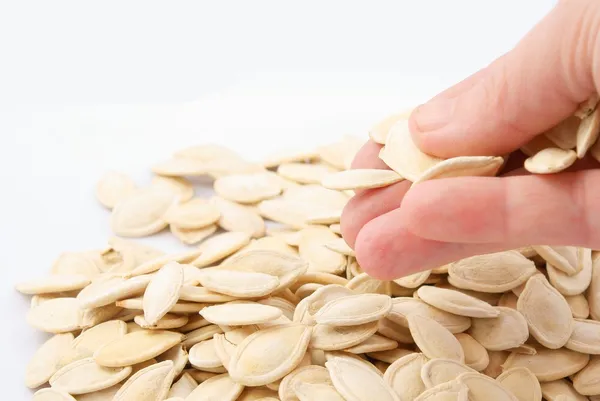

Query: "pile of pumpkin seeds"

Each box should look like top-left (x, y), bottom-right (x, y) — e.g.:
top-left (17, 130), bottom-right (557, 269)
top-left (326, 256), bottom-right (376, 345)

top-left (18, 96), bottom-right (600, 401)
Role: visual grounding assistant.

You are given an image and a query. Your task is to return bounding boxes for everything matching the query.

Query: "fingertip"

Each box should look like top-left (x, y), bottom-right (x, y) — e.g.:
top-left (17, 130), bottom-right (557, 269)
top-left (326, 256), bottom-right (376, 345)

top-left (354, 219), bottom-right (398, 280)
top-left (350, 140), bottom-right (387, 170)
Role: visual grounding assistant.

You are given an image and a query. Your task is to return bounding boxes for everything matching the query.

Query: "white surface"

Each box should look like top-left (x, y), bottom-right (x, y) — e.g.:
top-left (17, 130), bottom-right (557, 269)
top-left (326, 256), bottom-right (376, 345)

top-left (1, 1), bottom-right (555, 399)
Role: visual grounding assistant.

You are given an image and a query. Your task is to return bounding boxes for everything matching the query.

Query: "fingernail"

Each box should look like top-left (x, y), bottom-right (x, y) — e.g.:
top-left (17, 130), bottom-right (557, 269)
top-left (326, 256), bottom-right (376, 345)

top-left (412, 97), bottom-right (455, 133)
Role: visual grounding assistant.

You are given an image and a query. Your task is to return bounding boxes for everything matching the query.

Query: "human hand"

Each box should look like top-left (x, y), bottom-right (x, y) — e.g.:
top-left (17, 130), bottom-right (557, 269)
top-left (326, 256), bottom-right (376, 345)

top-left (341, 0), bottom-right (600, 280)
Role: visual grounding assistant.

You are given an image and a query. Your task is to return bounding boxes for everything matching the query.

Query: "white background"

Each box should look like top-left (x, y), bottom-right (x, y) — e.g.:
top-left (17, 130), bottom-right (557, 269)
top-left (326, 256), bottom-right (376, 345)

top-left (1, 1), bottom-right (556, 398)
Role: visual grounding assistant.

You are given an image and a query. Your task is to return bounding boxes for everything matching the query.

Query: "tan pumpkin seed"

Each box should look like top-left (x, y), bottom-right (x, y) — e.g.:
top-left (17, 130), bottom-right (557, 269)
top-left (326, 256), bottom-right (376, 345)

top-left (164, 198), bottom-right (220, 229)
top-left (94, 330), bottom-right (184, 367)
top-left (167, 372), bottom-right (197, 399)
top-left (178, 286), bottom-right (236, 303)
top-left (368, 348), bottom-right (415, 364)
top-left (344, 333), bottom-right (398, 354)
top-left (408, 314), bottom-right (464, 362)
top-left (134, 313), bottom-right (188, 330)
top-left (32, 388), bottom-right (77, 401)
top-left (329, 223), bottom-right (341, 235)
top-left (49, 357), bottom-right (131, 395)
top-left (150, 175), bottom-right (194, 202)
top-left (229, 324), bottom-right (312, 386)
top-left (566, 318), bottom-right (600, 354)
top-left (573, 356), bottom-right (600, 396)
top-left (95, 171), bottom-right (138, 209)
top-left (112, 360), bottom-right (175, 401)
top-left (298, 226), bottom-right (346, 274)
top-left (540, 379), bottom-right (588, 401)
top-left (171, 224), bottom-right (217, 245)
top-left (182, 325), bottom-right (224, 348)
top-left (195, 268), bottom-right (279, 298)
top-left (278, 163), bottom-right (337, 184)
top-left (321, 169), bottom-right (403, 190)
top-left (414, 156), bottom-right (504, 184)
top-left (455, 333), bottom-right (489, 372)
top-left (395, 270), bottom-right (432, 289)
top-left (421, 358), bottom-right (476, 388)
top-left (576, 107), bottom-right (600, 157)
top-left (151, 157), bottom-right (208, 176)
top-left (414, 380), bottom-right (469, 401)
top-left (278, 364), bottom-right (332, 401)
top-left (186, 373), bottom-right (244, 401)
top-left (224, 326), bottom-right (260, 345)
top-left (213, 333), bottom-right (236, 370)
top-left (27, 297), bottom-right (83, 333)
top-left (214, 172), bottom-right (284, 203)
top-left (326, 356), bottom-right (400, 401)
top-left (544, 116), bottom-right (580, 148)
top-left (323, 238), bottom-right (355, 257)
top-left (449, 251), bottom-right (537, 293)
top-left (468, 307), bottom-right (529, 351)
top-left (200, 302), bottom-right (283, 326)
top-left (532, 246), bottom-right (579, 275)
top-left (547, 250), bottom-right (592, 296)
top-left (116, 297), bottom-right (205, 314)
top-left (128, 248), bottom-right (203, 277)
top-left (566, 294), bottom-right (590, 318)
top-left (295, 283), bottom-right (324, 299)
top-left (311, 321), bottom-right (379, 351)
top-left (383, 353), bottom-right (428, 401)
top-left (16, 274), bottom-right (91, 295)
top-left (77, 274), bottom-right (151, 309)
top-left (25, 333), bottom-right (74, 388)
top-left (262, 147), bottom-right (320, 168)
top-left (346, 273), bottom-right (390, 295)
top-left (496, 367), bottom-right (542, 401)
top-left (211, 196), bottom-right (265, 238)
top-left (457, 372), bottom-right (518, 401)
top-left (388, 297), bottom-right (472, 334)
top-left (502, 347), bottom-right (589, 382)
top-left (191, 232), bottom-right (251, 267)
top-left (179, 315), bottom-right (210, 333)
top-left (73, 320), bottom-right (128, 357)
top-left (379, 118), bottom-right (443, 182)
top-left (517, 275), bottom-right (573, 349)
top-left (293, 382), bottom-right (344, 401)
top-left (156, 344), bottom-right (188, 377)
top-left (314, 293), bottom-right (391, 326)
top-left (110, 188), bottom-right (176, 237)
top-left (188, 339), bottom-right (222, 369)
top-left (258, 198), bottom-right (311, 229)
top-left (417, 286), bottom-right (499, 318)
top-left (51, 251), bottom-right (102, 277)
top-left (220, 249), bottom-right (308, 292)
top-left (143, 262), bottom-right (183, 325)
top-left (368, 111), bottom-right (411, 144)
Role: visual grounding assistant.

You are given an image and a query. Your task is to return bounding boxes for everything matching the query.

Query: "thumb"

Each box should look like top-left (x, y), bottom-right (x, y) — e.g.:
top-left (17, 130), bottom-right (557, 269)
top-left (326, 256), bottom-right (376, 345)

top-left (410, 0), bottom-right (600, 158)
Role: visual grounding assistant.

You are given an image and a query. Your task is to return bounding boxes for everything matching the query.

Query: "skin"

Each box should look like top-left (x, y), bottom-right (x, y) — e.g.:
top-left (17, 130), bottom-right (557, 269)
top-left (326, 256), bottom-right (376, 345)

top-left (341, 0), bottom-right (600, 280)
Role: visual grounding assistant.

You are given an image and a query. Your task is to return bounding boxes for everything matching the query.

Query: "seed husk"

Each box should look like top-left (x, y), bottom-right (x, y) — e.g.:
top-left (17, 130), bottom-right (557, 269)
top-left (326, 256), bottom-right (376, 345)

top-left (25, 333), bottom-right (75, 388)
top-left (417, 286), bottom-right (500, 318)
top-left (314, 293), bottom-right (392, 326)
top-left (408, 314), bottom-right (465, 362)
top-left (496, 367), bottom-right (542, 401)
top-left (468, 306), bottom-right (529, 351)
top-left (200, 302), bottom-right (283, 326)
top-left (384, 353), bottom-right (428, 401)
top-left (229, 324), bottom-right (312, 386)
top-left (449, 251), bottom-right (537, 293)
top-left (94, 330), bottom-right (184, 367)
top-left (326, 356), bottom-right (400, 401)
top-left (112, 360), bottom-right (175, 401)
top-left (49, 357), bottom-right (132, 395)
top-left (143, 262), bottom-right (184, 326)
top-left (502, 347), bottom-right (589, 382)
top-left (517, 275), bottom-right (574, 349)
